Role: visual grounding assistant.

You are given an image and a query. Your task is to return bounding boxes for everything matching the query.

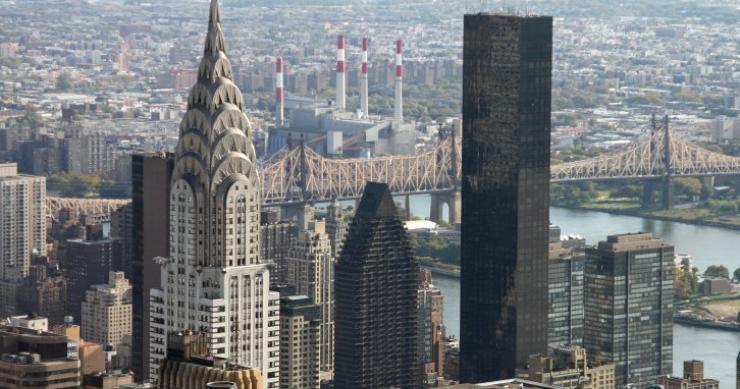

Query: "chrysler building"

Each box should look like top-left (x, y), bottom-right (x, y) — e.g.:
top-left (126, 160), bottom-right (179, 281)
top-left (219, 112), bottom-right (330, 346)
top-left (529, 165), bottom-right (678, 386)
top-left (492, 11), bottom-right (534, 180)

top-left (149, 1), bottom-right (280, 387)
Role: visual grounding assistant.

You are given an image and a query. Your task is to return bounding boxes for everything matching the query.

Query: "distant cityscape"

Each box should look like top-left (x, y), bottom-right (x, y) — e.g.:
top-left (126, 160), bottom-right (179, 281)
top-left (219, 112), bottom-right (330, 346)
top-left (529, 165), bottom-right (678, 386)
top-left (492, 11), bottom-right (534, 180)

top-left (0, 1), bottom-right (739, 389)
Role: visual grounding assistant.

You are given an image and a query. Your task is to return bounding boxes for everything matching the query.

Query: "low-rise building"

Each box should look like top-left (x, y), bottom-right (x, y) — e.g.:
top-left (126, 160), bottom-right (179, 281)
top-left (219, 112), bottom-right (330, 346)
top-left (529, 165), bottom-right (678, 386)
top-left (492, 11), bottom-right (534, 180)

top-left (158, 331), bottom-right (263, 389)
top-left (658, 360), bottom-right (719, 389)
top-left (0, 325), bottom-right (81, 388)
top-left (526, 345), bottom-right (615, 389)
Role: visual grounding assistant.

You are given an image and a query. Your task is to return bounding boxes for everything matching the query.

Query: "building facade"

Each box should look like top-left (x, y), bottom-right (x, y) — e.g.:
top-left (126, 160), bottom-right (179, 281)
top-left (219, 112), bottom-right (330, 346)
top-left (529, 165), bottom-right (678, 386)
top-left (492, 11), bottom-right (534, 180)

top-left (658, 360), bottom-right (719, 389)
top-left (148, 2), bottom-right (280, 387)
top-left (131, 152), bottom-right (173, 380)
top-left (0, 324), bottom-right (81, 388)
top-left (279, 296), bottom-right (321, 389)
top-left (584, 233), bottom-right (673, 387)
top-left (547, 241), bottom-right (584, 348)
top-left (460, 14), bottom-right (552, 380)
top-left (260, 209), bottom-right (297, 285)
top-left (527, 345), bottom-right (615, 389)
top-left (418, 270), bottom-right (446, 386)
top-left (325, 198), bottom-right (348, 259)
top-left (63, 226), bottom-right (121, 322)
top-left (158, 331), bottom-right (263, 389)
top-left (15, 260), bottom-right (67, 325)
top-left (334, 182), bottom-right (420, 389)
top-left (0, 163), bottom-right (46, 283)
top-left (81, 271), bottom-right (132, 348)
top-left (286, 220), bottom-right (334, 375)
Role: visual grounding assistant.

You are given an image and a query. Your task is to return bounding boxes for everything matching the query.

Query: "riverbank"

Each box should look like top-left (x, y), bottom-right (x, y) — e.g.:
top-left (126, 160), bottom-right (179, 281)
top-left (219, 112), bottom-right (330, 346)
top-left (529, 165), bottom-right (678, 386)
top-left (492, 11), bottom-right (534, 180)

top-left (553, 202), bottom-right (740, 231)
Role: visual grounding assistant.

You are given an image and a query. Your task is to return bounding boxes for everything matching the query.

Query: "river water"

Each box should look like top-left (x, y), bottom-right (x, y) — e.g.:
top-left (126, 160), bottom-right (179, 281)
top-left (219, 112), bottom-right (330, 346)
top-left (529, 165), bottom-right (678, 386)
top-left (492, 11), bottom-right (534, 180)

top-left (402, 196), bottom-right (740, 387)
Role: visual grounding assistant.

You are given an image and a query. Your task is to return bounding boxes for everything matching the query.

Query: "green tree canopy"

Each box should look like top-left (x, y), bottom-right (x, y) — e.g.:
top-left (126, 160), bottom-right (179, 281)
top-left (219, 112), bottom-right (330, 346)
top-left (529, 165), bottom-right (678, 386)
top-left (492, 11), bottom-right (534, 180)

top-left (704, 265), bottom-right (729, 279)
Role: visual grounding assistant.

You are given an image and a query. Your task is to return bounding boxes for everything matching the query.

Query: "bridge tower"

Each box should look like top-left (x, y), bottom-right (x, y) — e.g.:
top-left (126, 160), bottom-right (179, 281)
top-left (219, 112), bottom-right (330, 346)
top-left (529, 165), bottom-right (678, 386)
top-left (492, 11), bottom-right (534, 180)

top-left (643, 115), bottom-right (674, 210)
top-left (430, 129), bottom-right (462, 225)
top-left (661, 115), bottom-right (674, 209)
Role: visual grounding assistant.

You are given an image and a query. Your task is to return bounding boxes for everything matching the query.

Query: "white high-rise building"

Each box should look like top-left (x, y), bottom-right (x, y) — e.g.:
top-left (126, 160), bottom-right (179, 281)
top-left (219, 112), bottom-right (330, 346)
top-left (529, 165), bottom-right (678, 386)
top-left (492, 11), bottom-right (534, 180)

top-left (81, 271), bottom-right (132, 348)
top-left (148, 1), bottom-right (280, 387)
top-left (0, 163), bottom-right (46, 283)
top-left (287, 220), bottom-right (334, 376)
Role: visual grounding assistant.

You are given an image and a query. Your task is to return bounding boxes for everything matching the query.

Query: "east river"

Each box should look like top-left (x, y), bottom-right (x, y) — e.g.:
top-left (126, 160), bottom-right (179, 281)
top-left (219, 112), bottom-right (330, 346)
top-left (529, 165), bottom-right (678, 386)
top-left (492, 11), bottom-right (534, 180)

top-left (403, 197), bottom-right (740, 387)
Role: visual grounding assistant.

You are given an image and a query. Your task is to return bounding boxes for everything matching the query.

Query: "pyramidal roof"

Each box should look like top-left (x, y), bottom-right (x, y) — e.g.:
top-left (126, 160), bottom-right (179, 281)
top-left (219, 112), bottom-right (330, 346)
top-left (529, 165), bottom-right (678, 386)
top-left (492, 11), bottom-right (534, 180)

top-left (356, 182), bottom-right (399, 219)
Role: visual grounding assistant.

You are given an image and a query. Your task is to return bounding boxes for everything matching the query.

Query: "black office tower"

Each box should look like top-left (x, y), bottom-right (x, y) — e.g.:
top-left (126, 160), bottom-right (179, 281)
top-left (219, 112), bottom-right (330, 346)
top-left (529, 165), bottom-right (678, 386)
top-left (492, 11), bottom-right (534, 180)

top-left (334, 182), bottom-right (420, 389)
top-left (131, 152), bottom-right (173, 380)
top-left (460, 14), bottom-right (552, 381)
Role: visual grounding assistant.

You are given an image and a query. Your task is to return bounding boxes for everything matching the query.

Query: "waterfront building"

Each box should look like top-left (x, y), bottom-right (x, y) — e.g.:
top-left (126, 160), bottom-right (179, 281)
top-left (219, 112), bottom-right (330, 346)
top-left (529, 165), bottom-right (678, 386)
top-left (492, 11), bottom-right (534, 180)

top-left (158, 331), bottom-right (263, 389)
top-left (131, 152), bottom-right (174, 380)
top-left (0, 324), bottom-right (81, 388)
top-left (0, 163), bottom-right (46, 285)
top-left (658, 360), bottom-right (719, 389)
top-left (286, 220), bottom-right (334, 374)
top-left (334, 182), bottom-right (420, 389)
top-left (279, 295), bottom-right (321, 389)
top-left (460, 13), bottom-right (552, 380)
top-left (148, 1), bottom-right (280, 387)
top-left (547, 241), bottom-right (584, 348)
top-left (418, 269), bottom-right (446, 385)
top-left (526, 345), bottom-right (615, 389)
top-left (584, 233), bottom-right (673, 387)
top-left (81, 271), bottom-right (132, 349)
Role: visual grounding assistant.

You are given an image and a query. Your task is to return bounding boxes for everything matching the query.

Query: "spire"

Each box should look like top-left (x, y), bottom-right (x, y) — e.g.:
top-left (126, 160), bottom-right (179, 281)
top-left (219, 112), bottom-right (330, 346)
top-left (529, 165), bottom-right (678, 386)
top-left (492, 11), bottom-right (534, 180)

top-left (204, 0), bottom-right (226, 55)
top-left (209, 0), bottom-right (221, 27)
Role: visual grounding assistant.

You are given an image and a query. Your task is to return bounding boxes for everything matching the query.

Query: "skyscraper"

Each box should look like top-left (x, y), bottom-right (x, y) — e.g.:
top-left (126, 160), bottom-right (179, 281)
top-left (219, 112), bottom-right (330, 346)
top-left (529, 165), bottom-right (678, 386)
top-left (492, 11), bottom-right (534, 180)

top-left (63, 225), bottom-right (121, 322)
top-left (334, 182), bottom-right (420, 389)
top-left (547, 241), bottom-right (584, 348)
top-left (418, 270), bottom-right (446, 385)
top-left (131, 152), bottom-right (173, 380)
top-left (0, 162), bottom-right (46, 282)
top-left (286, 220), bottom-right (334, 375)
top-left (148, 1), bottom-right (280, 387)
top-left (460, 13), bottom-right (552, 380)
top-left (584, 233), bottom-right (673, 387)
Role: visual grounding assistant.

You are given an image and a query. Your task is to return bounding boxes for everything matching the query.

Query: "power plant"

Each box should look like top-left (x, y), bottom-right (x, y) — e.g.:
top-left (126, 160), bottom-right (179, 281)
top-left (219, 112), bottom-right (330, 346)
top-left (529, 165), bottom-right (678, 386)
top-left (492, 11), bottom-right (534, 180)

top-left (267, 35), bottom-right (416, 158)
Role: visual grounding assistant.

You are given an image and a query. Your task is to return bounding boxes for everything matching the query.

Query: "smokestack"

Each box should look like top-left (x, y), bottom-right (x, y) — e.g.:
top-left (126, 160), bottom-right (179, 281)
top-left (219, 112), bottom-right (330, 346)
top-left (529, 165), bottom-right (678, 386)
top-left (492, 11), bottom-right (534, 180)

top-left (360, 37), bottom-right (369, 118)
top-left (394, 39), bottom-right (403, 123)
top-left (336, 35), bottom-right (346, 112)
top-left (275, 56), bottom-right (284, 127)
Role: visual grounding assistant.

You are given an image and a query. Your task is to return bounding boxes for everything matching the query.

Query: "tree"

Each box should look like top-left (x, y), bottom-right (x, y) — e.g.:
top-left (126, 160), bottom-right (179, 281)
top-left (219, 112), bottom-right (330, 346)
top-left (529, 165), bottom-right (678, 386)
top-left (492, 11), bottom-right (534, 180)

top-left (704, 265), bottom-right (730, 279)
top-left (673, 177), bottom-right (702, 199)
top-left (56, 72), bottom-right (74, 92)
top-left (733, 268), bottom-right (740, 282)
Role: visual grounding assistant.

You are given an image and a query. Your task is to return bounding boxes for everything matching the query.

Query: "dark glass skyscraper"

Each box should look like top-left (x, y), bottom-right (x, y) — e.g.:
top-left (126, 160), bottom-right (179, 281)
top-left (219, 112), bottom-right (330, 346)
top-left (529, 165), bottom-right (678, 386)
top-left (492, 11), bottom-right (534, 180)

top-left (130, 152), bottom-right (173, 380)
top-left (334, 182), bottom-right (420, 389)
top-left (460, 13), bottom-right (552, 381)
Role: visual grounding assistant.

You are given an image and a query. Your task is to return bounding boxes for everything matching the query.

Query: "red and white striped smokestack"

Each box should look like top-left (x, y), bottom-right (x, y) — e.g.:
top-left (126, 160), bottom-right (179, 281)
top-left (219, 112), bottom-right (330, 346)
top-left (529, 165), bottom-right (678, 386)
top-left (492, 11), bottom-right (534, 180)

top-left (335, 35), bottom-right (346, 112)
top-left (360, 37), bottom-right (369, 118)
top-left (394, 39), bottom-right (403, 123)
top-left (275, 56), bottom-right (284, 127)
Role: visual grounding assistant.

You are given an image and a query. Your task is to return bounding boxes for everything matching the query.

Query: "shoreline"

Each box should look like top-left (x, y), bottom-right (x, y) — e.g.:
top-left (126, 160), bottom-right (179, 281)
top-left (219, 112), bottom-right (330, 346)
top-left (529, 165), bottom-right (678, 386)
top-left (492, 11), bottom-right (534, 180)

top-left (552, 204), bottom-right (740, 232)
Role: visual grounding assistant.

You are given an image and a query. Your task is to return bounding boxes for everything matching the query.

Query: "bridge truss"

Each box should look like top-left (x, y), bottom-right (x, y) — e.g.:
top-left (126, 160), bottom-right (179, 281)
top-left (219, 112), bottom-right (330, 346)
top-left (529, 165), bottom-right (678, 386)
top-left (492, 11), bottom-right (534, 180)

top-left (260, 135), bottom-right (461, 205)
top-left (551, 116), bottom-right (740, 182)
top-left (45, 117), bottom-right (740, 215)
